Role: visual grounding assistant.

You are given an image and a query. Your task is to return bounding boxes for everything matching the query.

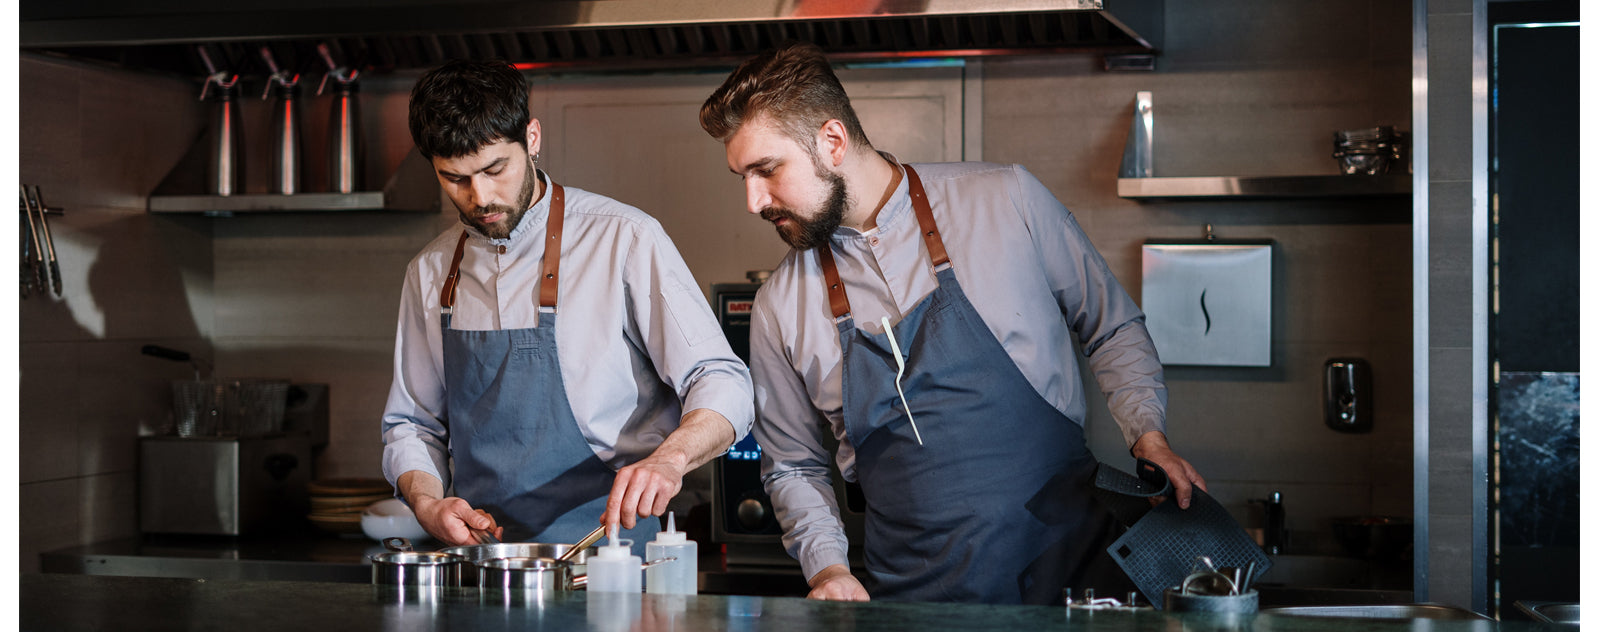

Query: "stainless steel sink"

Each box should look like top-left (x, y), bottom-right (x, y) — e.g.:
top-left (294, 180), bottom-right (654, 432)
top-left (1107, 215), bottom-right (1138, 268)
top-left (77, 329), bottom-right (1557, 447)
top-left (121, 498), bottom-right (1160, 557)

top-left (1265, 604), bottom-right (1490, 620)
top-left (1515, 601), bottom-right (1579, 625)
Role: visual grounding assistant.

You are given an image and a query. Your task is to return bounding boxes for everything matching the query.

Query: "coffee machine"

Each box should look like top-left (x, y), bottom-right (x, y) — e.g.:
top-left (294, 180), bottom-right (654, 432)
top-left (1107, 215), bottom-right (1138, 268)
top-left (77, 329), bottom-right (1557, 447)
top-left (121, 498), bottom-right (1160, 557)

top-left (710, 274), bottom-right (865, 568)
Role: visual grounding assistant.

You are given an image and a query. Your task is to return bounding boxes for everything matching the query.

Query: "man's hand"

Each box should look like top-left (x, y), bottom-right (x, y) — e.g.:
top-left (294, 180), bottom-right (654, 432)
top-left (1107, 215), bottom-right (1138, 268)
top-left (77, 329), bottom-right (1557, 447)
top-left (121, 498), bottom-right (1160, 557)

top-left (604, 454), bottom-right (687, 530)
top-left (412, 495), bottom-right (502, 546)
top-left (807, 564), bottom-right (870, 601)
top-left (1131, 431), bottom-right (1208, 509)
top-left (601, 408), bottom-right (737, 530)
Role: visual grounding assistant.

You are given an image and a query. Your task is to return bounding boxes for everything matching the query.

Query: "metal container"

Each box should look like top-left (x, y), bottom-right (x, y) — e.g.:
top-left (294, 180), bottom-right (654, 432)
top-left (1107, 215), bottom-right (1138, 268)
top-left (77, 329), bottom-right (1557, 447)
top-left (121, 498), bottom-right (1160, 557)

top-left (478, 557), bottom-right (584, 593)
top-left (371, 538), bottom-right (463, 587)
top-left (326, 80), bottom-right (363, 193)
top-left (1164, 588), bottom-right (1259, 615)
top-left (207, 85), bottom-right (245, 196)
top-left (267, 83), bottom-right (303, 194)
top-left (139, 435), bottom-right (310, 535)
top-left (440, 542), bottom-right (594, 585)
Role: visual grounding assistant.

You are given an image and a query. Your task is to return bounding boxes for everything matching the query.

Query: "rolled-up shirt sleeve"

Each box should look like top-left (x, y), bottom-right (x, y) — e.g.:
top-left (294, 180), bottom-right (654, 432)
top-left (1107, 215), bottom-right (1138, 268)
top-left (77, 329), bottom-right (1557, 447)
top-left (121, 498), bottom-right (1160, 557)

top-left (381, 261), bottom-right (453, 495)
top-left (1015, 166), bottom-right (1167, 448)
top-left (624, 220), bottom-right (755, 442)
top-left (750, 298), bottom-right (851, 580)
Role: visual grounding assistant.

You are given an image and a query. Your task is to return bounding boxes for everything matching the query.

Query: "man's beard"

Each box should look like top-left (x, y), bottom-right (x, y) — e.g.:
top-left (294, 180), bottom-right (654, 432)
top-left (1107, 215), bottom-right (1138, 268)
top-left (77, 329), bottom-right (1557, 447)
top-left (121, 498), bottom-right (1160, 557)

top-left (759, 171), bottom-right (847, 250)
top-left (459, 162), bottom-right (538, 239)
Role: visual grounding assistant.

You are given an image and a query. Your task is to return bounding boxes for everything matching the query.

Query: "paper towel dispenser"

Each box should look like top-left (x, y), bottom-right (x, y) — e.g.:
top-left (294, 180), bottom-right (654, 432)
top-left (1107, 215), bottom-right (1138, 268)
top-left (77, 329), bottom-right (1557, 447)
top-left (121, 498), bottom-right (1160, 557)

top-left (1140, 240), bottom-right (1274, 367)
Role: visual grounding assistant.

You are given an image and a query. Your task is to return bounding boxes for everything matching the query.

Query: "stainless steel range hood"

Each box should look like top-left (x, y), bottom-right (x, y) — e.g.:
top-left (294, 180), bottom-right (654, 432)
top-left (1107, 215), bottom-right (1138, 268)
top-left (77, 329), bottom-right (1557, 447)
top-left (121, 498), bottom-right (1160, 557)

top-left (22, 0), bottom-right (1161, 77)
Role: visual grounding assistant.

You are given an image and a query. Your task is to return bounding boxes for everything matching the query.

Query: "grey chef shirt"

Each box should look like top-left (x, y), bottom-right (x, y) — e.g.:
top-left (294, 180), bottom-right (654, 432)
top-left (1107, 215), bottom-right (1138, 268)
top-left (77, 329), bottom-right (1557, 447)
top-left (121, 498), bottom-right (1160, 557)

top-left (750, 159), bottom-right (1167, 580)
top-left (382, 171), bottom-right (755, 494)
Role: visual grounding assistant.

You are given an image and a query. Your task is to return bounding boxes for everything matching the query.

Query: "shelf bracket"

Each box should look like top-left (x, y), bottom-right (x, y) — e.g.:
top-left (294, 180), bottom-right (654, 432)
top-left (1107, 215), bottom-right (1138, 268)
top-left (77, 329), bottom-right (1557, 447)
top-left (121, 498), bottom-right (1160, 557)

top-left (1118, 91), bottom-right (1153, 178)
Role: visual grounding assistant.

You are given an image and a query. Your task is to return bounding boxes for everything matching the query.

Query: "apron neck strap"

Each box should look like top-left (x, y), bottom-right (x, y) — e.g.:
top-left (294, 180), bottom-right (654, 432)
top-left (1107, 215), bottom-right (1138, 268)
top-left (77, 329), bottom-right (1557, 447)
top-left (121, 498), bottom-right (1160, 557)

top-left (439, 231), bottom-right (469, 313)
top-left (438, 180), bottom-right (569, 313)
top-left (538, 182), bottom-right (566, 309)
top-left (817, 164), bottom-right (947, 320)
top-left (902, 165), bottom-right (949, 268)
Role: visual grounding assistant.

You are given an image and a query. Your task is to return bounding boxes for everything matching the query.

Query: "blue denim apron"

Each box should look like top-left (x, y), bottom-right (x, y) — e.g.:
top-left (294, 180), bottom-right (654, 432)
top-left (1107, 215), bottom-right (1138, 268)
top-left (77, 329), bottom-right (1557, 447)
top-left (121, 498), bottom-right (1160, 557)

top-left (438, 181), bottom-right (654, 553)
top-left (819, 166), bottom-right (1126, 604)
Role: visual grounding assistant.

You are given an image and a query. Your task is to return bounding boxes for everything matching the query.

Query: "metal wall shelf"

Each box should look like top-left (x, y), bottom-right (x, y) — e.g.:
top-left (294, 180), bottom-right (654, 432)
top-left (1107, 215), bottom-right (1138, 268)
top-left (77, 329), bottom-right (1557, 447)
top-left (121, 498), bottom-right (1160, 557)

top-left (151, 191), bottom-right (412, 215)
top-left (1117, 174), bottom-right (1411, 199)
top-left (147, 143), bottom-right (441, 216)
top-left (1116, 91), bottom-right (1411, 200)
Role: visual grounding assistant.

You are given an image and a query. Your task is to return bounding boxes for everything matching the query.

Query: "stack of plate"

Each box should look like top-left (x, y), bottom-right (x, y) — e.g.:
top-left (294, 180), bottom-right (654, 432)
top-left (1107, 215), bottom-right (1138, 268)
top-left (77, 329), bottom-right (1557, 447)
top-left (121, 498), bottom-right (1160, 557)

top-left (307, 478), bottom-right (393, 535)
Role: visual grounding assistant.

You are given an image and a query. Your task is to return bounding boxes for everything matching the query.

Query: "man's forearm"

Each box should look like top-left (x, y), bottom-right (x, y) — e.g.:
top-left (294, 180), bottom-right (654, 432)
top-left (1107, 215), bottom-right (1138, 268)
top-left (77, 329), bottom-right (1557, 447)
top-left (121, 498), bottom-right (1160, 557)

top-left (652, 407), bottom-right (737, 471)
top-left (397, 470), bottom-right (445, 507)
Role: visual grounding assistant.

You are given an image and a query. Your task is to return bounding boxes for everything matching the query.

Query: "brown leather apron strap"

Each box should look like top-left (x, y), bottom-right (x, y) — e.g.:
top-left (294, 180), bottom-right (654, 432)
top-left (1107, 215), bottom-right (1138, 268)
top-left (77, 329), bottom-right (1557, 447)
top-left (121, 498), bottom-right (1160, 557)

top-left (438, 180), bottom-right (567, 312)
top-left (817, 243), bottom-right (851, 320)
top-left (538, 182), bottom-right (566, 309)
top-left (816, 164), bottom-right (950, 320)
top-left (902, 165), bottom-right (950, 268)
top-left (439, 231), bottom-right (470, 310)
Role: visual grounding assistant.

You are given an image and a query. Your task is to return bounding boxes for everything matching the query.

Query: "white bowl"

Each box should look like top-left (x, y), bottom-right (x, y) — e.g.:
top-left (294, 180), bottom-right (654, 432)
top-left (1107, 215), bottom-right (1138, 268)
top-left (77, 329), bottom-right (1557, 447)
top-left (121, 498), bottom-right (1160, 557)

top-left (360, 498), bottom-right (431, 542)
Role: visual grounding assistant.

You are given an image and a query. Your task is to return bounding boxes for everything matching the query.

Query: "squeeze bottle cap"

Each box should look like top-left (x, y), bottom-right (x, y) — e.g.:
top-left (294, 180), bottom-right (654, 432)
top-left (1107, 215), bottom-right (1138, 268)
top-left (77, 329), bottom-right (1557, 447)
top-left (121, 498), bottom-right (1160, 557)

top-left (597, 524), bottom-right (631, 559)
top-left (653, 511), bottom-right (687, 545)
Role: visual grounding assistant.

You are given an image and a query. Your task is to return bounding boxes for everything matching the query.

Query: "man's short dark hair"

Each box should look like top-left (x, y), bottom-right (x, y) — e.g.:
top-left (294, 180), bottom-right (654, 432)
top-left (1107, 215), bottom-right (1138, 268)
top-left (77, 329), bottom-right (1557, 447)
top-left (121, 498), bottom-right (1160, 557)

top-left (409, 59), bottom-right (530, 159)
top-left (700, 42), bottom-right (871, 154)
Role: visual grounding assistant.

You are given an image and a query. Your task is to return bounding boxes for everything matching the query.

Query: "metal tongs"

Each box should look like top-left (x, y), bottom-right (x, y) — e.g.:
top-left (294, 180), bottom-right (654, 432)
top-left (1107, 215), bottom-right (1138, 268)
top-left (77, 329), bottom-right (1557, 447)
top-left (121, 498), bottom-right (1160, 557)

top-left (1179, 556), bottom-right (1256, 596)
top-left (19, 185), bottom-right (59, 297)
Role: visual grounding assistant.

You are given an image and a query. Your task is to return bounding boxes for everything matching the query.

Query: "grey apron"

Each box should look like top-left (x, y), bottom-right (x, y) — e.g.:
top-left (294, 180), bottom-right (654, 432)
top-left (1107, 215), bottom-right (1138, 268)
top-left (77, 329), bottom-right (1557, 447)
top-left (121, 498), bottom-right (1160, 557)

top-left (819, 165), bottom-right (1129, 604)
top-left (438, 181), bottom-right (654, 553)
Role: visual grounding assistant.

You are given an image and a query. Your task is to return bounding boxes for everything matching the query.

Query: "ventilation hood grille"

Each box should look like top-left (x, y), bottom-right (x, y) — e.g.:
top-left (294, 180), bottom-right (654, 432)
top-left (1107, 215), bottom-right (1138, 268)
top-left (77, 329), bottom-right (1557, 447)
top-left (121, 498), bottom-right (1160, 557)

top-left (22, 0), bottom-right (1160, 79)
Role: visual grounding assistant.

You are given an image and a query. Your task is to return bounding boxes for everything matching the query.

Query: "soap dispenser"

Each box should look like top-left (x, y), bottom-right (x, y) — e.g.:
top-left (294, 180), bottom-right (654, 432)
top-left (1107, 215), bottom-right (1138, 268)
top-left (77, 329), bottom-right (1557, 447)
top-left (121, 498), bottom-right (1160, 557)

top-left (586, 525), bottom-right (642, 593)
top-left (645, 511), bottom-right (697, 594)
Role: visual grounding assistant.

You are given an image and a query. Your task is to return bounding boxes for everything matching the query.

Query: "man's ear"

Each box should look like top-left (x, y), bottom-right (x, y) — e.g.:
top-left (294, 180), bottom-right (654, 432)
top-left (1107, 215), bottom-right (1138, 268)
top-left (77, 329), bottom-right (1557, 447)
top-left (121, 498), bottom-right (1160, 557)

top-left (526, 119), bottom-right (543, 159)
top-left (817, 119), bottom-right (850, 167)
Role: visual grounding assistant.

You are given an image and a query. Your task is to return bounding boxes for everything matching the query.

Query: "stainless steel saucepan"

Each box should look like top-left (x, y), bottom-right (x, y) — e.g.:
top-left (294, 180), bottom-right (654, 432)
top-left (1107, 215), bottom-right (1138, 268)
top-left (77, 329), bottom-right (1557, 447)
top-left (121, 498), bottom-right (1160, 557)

top-left (440, 524), bottom-right (609, 585)
top-left (371, 537), bottom-right (463, 587)
top-left (477, 555), bottom-right (676, 594)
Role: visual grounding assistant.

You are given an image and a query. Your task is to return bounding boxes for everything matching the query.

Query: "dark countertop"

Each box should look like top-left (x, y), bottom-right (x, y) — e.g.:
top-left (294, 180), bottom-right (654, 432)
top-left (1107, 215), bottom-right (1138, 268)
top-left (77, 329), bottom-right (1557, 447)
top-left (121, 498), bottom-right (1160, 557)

top-left (41, 534), bottom-right (1423, 605)
top-left (40, 532), bottom-right (812, 596)
top-left (21, 574), bottom-right (1545, 632)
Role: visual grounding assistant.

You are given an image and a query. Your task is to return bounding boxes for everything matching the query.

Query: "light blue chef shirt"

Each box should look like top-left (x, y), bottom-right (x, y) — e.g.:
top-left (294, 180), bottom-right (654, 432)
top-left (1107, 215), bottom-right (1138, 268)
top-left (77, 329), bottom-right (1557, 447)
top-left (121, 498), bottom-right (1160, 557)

top-left (382, 170), bottom-right (755, 494)
top-left (750, 159), bottom-right (1167, 579)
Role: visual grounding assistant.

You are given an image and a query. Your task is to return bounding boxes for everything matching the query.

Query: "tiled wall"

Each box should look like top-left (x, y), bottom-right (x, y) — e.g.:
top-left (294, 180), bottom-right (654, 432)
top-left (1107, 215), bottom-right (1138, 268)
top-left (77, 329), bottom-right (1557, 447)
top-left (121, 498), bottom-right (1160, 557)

top-left (18, 55), bottom-right (213, 571)
top-left (19, 0), bottom-right (1421, 571)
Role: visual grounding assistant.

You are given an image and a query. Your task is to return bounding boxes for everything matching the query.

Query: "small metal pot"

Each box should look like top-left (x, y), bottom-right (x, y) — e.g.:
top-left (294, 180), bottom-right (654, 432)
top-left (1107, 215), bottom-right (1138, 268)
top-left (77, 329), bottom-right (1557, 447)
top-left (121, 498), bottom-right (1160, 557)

top-left (478, 556), bottom-right (588, 593)
top-left (476, 555), bottom-right (675, 596)
top-left (371, 537), bottom-right (463, 587)
top-left (441, 543), bottom-right (594, 585)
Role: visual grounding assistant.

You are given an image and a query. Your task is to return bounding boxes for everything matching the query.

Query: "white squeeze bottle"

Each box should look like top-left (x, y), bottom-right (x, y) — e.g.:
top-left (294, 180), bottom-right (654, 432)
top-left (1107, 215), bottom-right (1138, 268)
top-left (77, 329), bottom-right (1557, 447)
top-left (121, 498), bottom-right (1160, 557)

top-left (645, 511), bottom-right (697, 594)
top-left (586, 525), bottom-right (641, 593)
